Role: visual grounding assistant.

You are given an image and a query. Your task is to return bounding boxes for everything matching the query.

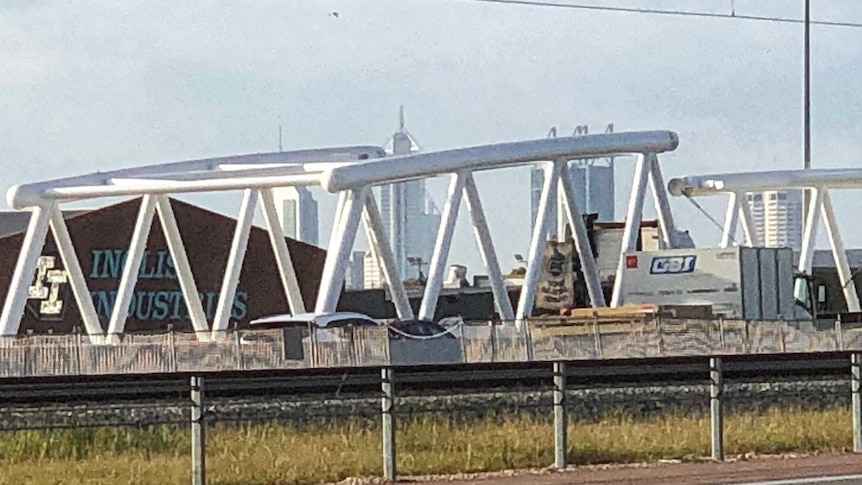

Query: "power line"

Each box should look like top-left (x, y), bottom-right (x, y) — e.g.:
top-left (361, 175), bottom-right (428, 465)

top-left (461, 0), bottom-right (862, 29)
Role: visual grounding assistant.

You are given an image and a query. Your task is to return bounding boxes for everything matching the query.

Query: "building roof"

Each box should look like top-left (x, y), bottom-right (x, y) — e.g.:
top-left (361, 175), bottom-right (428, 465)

top-left (811, 249), bottom-right (862, 269)
top-left (0, 210), bottom-right (88, 239)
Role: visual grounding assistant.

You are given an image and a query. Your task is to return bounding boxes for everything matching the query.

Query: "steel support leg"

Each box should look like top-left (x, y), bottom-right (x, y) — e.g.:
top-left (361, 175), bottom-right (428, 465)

top-left (553, 361), bottom-right (567, 469)
top-left (559, 162), bottom-right (605, 307)
top-left (710, 357), bottom-right (724, 461)
top-left (517, 161), bottom-right (562, 323)
top-left (108, 196), bottom-right (156, 338)
top-left (420, 173), bottom-right (466, 321)
top-left (0, 204), bottom-right (52, 337)
top-left (382, 367), bottom-right (396, 481)
top-left (821, 190), bottom-right (861, 312)
top-left (852, 353), bottom-right (862, 452)
top-left (611, 153), bottom-right (650, 307)
top-left (213, 189), bottom-right (257, 334)
top-left (648, 155), bottom-right (679, 249)
top-left (191, 376), bottom-right (206, 485)
top-left (795, 188), bottom-right (823, 303)
top-left (720, 193), bottom-right (739, 248)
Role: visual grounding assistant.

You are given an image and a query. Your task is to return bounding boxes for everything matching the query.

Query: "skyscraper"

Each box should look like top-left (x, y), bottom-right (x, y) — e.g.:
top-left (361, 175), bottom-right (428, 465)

top-left (370, 108), bottom-right (440, 283)
top-left (746, 190), bottom-right (803, 251)
top-left (272, 185), bottom-right (319, 246)
top-left (530, 124), bottom-right (615, 240)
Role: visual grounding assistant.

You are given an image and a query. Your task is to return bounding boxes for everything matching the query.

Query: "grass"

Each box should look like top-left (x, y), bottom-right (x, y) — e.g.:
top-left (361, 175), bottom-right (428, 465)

top-left (0, 407), bottom-right (853, 485)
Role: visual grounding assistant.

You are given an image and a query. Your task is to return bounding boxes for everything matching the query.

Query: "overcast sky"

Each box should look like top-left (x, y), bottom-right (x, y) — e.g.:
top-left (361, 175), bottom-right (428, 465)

top-left (2, 1), bottom-right (861, 277)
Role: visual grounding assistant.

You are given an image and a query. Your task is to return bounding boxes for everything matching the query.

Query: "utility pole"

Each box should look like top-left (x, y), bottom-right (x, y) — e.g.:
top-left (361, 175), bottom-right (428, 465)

top-left (804, 0), bottom-right (811, 171)
top-left (802, 0), bottom-right (811, 238)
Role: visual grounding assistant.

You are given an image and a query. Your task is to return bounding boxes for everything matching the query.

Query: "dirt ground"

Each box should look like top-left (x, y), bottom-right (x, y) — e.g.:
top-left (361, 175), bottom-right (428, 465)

top-left (402, 453), bottom-right (862, 485)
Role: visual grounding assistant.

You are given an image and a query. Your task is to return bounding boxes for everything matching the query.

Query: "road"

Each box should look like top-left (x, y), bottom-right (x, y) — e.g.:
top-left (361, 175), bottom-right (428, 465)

top-left (409, 454), bottom-right (862, 485)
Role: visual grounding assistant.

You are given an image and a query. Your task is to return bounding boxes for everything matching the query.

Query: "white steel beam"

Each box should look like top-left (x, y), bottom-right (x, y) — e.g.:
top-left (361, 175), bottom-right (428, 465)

top-left (327, 191), bottom-right (348, 253)
top-left (155, 196), bottom-right (209, 335)
top-left (107, 196), bottom-right (157, 337)
top-left (821, 190), bottom-right (861, 312)
top-left (49, 206), bottom-right (103, 341)
top-left (647, 154), bottom-right (679, 249)
top-left (738, 197), bottom-right (758, 247)
top-left (559, 162), bottom-right (606, 307)
top-left (463, 173), bottom-right (516, 321)
top-left (611, 153), bottom-right (651, 307)
top-left (420, 173), bottom-right (467, 321)
top-left (315, 188), bottom-right (367, 314)
top-left (0, 205), bottom-right (52, 337)
top-left (795, 188), bottom-right (823, 303)
top-left (8, 146), bottom-right (385, 209)
top-left (516, 161), bottom-right (562, 323)
top-left (323, 131), bottom-right (680, 192)
top-left (259, 189), bottom-right (306, 315)
top-left (720, 193), bottom-right (739, 248)
top-left (362, 192), bottom-right (414, 320)
top-left (668, 168), bottom-right (862, 197)
top-left (212, 189), bottom-right (258, 334)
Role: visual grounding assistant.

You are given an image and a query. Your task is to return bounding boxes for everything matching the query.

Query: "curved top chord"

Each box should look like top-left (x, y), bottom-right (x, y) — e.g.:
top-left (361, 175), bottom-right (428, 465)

top-left (6, 146), bottom-right (386, 209)
top-left (668, 168), bottom-right (862, 197)
top-left (321, 130), bottom-right (679, 192)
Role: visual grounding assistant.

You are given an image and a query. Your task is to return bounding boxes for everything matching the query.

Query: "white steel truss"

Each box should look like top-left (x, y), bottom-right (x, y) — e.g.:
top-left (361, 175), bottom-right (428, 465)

top-left (1, 131), bottom-right (680, 339)
top-left (668, 169), bottom-right (862, 312)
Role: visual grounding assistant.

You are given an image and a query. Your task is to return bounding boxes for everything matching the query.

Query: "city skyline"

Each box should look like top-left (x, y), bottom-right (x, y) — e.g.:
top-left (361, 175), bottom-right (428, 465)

top-left (2, 2), bottom-right (861, 277)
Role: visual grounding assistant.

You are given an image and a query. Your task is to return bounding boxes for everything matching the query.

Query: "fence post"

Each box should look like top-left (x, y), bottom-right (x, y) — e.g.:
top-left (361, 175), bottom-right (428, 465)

top-left (489, 320), bottom-right (497, 363)
top-left (709, 357), bottom-right (724, 461)
top-left (381, 367), bottom-right (396, 481)
top-left (553, 361), bottom-right (567, 469)
top-left (852, 353), bottom-right (862, 452)
top-left (592, 316), bottom-right (603, 358)
top-left (836, 316), bottom-right (845, 351)
top-left (459, 322), bottom-right (468, 363)
top-left (191, 376), bottom-right (206, 485)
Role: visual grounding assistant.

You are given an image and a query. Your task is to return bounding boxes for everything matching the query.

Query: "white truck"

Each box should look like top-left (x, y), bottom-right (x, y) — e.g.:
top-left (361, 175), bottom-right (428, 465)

top-left (616, 246), bottom-right (805, 320)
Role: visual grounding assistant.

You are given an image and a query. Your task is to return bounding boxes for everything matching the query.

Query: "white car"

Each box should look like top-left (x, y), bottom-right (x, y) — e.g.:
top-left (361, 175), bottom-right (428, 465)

top-left (241, 312), bottom-right (379, 354)
top-left (249, 311), bottom-right (378, 330)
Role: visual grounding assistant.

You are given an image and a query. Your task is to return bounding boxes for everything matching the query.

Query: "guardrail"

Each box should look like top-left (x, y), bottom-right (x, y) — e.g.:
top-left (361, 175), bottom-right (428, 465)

top-left (0, 317), bottom-right (857, 378)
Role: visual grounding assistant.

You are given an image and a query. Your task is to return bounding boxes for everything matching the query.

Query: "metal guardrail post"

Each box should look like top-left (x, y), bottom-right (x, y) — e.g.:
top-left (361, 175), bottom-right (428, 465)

top-left (381, 367), bottom-right (396, 481)
top-left (852, 353), bottom-right (862, 452)
top-left (709, 357), bottom-right (724, 461)
top-left (553, 361), bottom-right (567, 469)
top-left (191, 376), bottom-right (206, 485)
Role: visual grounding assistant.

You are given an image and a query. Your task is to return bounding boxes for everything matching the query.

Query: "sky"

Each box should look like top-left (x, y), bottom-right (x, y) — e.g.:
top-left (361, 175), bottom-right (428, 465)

top-left (2, 0), bottom-right (862, 278)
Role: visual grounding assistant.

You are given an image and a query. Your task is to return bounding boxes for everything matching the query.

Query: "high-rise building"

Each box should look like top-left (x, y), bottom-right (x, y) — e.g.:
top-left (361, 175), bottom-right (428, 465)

top-left (530, 124), bottom-right (615, 240)
top-left (272, 185), bottom-right (319, 246)
top-left (345, 251), bottom-right (365, 290)
top-left (370, 108), bottom-right (441, 283)
top-left (746, 190), bottom-right (803, 251)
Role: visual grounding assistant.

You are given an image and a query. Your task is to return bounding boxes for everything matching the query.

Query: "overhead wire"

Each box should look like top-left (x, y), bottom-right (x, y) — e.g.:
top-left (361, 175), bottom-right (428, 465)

top-left (460, 0), bottom-right (862, 29)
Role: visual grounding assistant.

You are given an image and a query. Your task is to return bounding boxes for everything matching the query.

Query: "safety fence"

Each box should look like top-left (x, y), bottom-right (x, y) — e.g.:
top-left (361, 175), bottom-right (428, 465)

top-left (0, 317), bottom-right (857, 378)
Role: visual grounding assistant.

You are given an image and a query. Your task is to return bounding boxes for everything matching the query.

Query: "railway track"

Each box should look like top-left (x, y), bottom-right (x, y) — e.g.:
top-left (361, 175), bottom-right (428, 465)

top-left (0, 352), bottom-right (850, 404)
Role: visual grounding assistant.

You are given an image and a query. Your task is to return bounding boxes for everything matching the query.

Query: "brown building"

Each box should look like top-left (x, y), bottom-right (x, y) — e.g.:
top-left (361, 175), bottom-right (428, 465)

top-left (0, 198), bottom-right (326, 334)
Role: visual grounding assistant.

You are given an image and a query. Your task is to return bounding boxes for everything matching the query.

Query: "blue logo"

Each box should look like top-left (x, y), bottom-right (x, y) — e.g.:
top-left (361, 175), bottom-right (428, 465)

top-left (649, 255), bottom-right (697, 275)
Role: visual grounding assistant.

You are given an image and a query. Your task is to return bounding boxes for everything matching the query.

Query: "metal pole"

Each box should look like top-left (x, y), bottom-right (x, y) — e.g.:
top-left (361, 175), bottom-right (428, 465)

top-left (852, 353), bottom-right (862, 452)
top-left (709, 357), bottom-right (724, 461)
top-left (802, 0), bottom-right (811, 236)
top-left (803, 0), bottom-right (811, 172)
top-left (381, 367), bottom-right (396, 481)
top-left (553, 362), bottom-right (567, 469)
top-left (191, 376), bottom-right (205, 485)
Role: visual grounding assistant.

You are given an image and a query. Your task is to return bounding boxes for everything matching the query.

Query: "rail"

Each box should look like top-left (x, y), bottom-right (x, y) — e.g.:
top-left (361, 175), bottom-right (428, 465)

top-left (0, 317), bottom-right (857, 378)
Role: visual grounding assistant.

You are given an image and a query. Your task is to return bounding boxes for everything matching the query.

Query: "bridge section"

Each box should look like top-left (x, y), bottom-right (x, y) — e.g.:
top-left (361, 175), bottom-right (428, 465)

top-left (1, 131), bottom-right (680, 341)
